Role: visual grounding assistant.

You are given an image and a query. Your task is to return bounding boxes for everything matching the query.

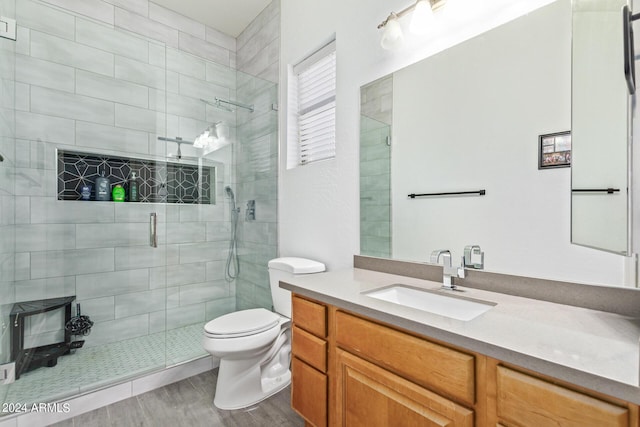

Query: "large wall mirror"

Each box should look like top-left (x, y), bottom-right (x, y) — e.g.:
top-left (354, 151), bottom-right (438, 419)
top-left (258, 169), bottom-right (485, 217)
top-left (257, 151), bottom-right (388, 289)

top-left (359, 0), bottom-right (633, 287)
top-left (571, 0), bottom-right (631, 255)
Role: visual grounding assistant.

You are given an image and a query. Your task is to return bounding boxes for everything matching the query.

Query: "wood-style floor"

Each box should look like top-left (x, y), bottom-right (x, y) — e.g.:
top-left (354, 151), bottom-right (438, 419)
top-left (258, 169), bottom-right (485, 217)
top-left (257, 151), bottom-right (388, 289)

top-left (50, 369), bottom-right (304, 427)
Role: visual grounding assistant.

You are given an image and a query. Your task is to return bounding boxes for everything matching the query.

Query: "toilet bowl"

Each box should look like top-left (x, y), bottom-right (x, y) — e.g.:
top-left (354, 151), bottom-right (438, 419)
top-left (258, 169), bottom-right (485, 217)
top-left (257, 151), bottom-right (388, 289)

top-left (202, 257), bottom-right (325, 410)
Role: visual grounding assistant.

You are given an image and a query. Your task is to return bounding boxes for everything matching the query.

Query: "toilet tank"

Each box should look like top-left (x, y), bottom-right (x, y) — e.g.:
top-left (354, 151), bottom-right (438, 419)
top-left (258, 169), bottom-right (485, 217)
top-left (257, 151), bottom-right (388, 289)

top-left (268, 257), bottom-right (325, 318)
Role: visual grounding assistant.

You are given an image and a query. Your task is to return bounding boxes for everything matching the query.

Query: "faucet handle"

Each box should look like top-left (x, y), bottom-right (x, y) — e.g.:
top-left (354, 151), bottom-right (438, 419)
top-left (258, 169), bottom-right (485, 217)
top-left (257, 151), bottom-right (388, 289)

top-left (463, 245), bottom-right (484, 269)
top-left (458, 256), bottom-right (466, 278)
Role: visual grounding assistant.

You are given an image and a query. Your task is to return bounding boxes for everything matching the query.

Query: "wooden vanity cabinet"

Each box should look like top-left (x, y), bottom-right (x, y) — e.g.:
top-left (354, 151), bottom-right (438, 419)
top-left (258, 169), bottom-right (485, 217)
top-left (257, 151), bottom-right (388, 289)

top-left (290, 293), bottom-right (640, 427)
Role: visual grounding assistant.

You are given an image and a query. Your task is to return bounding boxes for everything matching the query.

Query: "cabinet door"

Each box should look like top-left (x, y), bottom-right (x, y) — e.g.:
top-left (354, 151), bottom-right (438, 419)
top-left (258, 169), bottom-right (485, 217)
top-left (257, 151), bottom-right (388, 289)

top-left (292, 357), bottom-right (327, 427)
top-left (335, 349), bottom-right (473, 427)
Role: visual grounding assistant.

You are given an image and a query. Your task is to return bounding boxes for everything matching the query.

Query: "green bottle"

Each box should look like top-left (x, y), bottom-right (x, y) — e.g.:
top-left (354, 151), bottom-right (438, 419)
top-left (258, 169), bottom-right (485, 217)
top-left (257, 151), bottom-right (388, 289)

top-left (112, 184), bottom-right (125, 202)
top-left (128, 172), bottom-right (139, 202)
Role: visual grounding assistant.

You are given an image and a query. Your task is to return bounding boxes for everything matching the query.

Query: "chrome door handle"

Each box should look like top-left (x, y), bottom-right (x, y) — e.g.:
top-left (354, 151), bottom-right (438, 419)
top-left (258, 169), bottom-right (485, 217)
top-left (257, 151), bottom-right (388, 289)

top-left (149, 213), bottom-right (158, 248)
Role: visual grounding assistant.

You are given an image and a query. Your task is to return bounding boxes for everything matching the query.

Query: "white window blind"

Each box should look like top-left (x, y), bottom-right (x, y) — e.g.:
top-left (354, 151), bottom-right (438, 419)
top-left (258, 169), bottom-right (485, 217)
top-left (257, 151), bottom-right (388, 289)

top-left (292, 41), bottom-right (336, 166)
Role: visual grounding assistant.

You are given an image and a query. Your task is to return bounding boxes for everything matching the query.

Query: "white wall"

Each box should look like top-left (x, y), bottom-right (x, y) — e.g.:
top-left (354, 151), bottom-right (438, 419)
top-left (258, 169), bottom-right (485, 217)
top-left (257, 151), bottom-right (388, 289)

top-left (279, 0), bottom-right (633, 286)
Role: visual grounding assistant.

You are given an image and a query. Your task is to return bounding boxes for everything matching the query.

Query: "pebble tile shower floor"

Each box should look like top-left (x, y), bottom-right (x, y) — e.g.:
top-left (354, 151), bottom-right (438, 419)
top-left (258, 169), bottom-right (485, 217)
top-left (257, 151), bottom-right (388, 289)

top-left (3, 323), bottom-right (207, 407)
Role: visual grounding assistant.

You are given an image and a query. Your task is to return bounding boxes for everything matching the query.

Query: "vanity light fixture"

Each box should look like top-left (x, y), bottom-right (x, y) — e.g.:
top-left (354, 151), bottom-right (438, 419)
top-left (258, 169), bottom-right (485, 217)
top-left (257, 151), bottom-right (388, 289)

top-left (194, 125), bottom-right (216, 149)
top-left (194, 121), bottom-right (231, 153)
top-left (409, 0), bottom-right (436, 35)
top-left (378, 0), bottom-right (446, 49)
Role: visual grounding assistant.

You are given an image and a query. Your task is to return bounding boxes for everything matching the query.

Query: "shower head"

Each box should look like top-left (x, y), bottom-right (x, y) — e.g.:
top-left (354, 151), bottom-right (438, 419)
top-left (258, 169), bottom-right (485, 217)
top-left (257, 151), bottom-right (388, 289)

top-left (225, 186), bottom-right (235, 199)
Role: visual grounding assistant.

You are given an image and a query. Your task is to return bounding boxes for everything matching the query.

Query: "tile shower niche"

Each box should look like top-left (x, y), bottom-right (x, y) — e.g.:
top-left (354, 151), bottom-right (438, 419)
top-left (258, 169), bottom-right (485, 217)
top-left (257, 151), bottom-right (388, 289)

top-left (57, 150), bottom-right (215, 204)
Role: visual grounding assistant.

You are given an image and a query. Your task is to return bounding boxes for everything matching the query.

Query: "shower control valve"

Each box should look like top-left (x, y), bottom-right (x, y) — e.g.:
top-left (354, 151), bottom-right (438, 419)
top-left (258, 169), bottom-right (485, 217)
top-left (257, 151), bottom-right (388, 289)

top-left (246, 200), bottom-right (256, 221)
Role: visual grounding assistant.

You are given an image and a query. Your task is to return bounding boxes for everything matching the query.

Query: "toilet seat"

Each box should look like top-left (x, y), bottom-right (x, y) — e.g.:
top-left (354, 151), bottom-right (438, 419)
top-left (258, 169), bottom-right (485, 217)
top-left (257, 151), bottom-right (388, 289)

top-left (204, 308), bottom-right (280, 338)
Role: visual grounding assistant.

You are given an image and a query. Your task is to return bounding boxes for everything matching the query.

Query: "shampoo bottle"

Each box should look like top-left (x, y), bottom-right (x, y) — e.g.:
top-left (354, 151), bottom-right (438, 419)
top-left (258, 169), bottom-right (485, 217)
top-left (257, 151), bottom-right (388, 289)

top-left (128, 172), bottom-right (139, 202)
top-left (95, 171), bottom-right (111, 201)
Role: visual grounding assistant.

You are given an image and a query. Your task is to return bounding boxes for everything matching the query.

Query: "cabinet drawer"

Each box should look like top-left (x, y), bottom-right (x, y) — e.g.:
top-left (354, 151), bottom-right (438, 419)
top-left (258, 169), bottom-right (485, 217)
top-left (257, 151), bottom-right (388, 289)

top-left (496, 366), bottom-right (630, 427)
top-left (335, 311), bottom-right (475, 405)
top-left (292, 357), bottom-right (327, 427)
top-left (292, 295), bottom-right (327, 338)
top-left (292, 325), bottom-right (327, 373)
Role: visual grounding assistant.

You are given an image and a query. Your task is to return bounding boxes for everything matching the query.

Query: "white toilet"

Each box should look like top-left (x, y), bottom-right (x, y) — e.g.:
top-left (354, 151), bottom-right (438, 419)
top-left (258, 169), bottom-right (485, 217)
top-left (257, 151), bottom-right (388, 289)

top-left (202, 257), bottom-right (325, 410)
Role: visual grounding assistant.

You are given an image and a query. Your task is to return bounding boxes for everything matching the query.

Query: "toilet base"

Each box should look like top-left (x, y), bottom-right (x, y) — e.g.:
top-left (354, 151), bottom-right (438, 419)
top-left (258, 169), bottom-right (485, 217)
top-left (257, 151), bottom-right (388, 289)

top-left (212, 327), bottom-right (292, 410)
top-left (214, 369), bottom-right (291, 411)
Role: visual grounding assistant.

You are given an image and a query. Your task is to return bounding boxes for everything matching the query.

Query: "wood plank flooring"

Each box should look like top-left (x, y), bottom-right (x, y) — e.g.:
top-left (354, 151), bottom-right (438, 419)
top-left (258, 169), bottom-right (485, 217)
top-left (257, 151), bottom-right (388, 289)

top-left (50, 369), bottom-right (304, 427)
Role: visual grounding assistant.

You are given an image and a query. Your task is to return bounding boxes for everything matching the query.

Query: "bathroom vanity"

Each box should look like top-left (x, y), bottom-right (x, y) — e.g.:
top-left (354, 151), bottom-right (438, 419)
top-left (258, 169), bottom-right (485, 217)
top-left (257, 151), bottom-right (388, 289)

top-left (283, 264), bottom-right (640, 426)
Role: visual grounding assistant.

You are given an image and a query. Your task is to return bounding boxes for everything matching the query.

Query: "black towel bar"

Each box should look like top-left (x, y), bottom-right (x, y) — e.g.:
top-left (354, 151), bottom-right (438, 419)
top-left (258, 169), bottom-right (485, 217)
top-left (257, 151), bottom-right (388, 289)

top-left (571, 188), bottom-right (620, 194)
top-left (408, 190), bottom-right (486, 199)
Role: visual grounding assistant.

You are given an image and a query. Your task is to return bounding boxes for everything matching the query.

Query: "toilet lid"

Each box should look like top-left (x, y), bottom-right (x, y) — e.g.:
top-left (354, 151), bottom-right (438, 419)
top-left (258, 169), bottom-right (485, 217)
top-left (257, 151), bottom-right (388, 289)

top-left (204, 308), bottom-right (280, 338)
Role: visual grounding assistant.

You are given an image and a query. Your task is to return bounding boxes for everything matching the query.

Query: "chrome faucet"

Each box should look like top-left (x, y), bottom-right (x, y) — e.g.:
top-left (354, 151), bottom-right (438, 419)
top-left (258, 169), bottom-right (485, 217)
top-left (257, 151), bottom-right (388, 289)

top-left (463, 245), bottom-right (484, 269)
top-left (430, 249), bottom-right (465, 290)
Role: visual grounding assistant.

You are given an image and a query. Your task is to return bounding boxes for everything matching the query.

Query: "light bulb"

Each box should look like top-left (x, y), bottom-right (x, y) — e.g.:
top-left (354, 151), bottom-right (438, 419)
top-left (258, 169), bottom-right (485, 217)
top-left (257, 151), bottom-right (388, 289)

top-left (410, 0), bottom-right (436, 35)
top-left (380, 15), bottom-right (404, 50)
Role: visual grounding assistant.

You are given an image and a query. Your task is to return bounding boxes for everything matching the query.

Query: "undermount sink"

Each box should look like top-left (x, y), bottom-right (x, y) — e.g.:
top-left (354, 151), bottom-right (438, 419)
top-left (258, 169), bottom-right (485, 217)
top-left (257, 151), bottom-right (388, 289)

top-left (362, 284), bottom-right (495, 321)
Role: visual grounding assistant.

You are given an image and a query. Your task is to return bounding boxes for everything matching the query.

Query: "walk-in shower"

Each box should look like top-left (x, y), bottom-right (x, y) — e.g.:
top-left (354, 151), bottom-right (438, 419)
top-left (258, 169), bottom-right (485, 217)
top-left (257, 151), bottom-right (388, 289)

top-left (0, 0), bottom-right (278, 415)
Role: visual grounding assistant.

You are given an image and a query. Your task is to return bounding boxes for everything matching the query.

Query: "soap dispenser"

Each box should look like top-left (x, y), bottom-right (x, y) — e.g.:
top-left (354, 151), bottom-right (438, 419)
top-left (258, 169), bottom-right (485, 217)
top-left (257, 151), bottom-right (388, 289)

top-left (128, 172), bottom-right (139, 202)
top-left (112, 184), bottom-right (125, 202)
top-left (95, 170), bottom-right (111, 201)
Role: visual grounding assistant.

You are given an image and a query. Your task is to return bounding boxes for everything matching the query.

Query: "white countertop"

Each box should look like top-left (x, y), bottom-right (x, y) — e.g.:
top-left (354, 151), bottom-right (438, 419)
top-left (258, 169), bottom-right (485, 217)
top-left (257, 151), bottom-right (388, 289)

top-left (280, 268), bottom-right (640, 404)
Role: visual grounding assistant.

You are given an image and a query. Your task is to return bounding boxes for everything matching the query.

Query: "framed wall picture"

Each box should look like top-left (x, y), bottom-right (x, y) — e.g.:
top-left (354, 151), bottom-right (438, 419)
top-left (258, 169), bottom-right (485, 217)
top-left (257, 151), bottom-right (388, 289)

top-left (538, 131), bottom-right (571, 169)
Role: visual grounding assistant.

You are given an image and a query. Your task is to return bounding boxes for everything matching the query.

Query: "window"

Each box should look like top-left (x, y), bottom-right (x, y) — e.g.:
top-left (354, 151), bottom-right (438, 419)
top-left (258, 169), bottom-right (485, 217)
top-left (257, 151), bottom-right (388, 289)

top-left (288, 40), bottom-right (336, 167)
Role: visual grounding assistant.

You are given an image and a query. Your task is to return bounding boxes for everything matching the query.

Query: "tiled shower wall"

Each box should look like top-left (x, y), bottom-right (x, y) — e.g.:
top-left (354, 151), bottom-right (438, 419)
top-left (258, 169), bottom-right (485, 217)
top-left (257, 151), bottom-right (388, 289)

top-left (4, 0), bottom-right (268, 350)
top-left (237, 0), bottom-right (280, 84)
top-left (360, 76), bottom-right (392, 258)
top-left (235, 1), bottom-right (280, 310)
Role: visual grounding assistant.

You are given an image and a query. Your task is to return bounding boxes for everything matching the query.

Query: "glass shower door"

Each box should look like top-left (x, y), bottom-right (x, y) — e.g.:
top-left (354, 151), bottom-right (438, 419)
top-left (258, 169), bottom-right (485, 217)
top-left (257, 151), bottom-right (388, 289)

top-left (0, 4), bottom-right (171, 409)
top-left (0, 0), bottom-right (16, 408)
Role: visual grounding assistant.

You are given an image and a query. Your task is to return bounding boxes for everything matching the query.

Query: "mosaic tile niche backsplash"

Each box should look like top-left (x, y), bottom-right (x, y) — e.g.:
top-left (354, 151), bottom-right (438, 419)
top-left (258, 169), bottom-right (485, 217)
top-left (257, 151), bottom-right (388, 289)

top-left (57, 150), bottom-right (215, 204)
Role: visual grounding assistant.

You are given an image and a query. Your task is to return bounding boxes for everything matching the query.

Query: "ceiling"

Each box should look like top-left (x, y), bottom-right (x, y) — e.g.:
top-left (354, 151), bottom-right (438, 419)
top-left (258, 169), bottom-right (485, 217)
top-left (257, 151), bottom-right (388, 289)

top-left (151, 0), bottom-right (272, 38)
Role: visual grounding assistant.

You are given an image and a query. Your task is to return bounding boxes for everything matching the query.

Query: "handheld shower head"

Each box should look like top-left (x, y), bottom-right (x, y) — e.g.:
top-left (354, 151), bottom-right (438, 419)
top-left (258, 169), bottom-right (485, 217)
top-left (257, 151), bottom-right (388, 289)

top-left (224, 185), bottom-right (240, 281)
top-left (224, 186), bottom-right (235, 200)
